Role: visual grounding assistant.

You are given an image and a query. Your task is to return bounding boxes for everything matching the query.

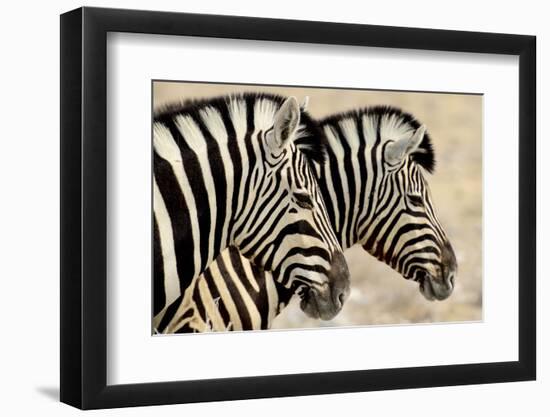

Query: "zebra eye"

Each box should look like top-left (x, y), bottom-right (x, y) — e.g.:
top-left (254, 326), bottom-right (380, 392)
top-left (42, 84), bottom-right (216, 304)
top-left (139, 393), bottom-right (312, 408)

top-left (408, 194), bottom-right (424, 207)
top-left (293, 192), bottom-right (314, 210)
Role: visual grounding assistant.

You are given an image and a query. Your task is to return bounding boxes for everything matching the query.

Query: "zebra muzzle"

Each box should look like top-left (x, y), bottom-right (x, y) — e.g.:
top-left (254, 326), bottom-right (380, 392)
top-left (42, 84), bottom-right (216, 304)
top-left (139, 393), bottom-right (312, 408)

top-left (418, 241), bottom-right (457, 301)
top-left (300, 251), bottom-right (350, 320)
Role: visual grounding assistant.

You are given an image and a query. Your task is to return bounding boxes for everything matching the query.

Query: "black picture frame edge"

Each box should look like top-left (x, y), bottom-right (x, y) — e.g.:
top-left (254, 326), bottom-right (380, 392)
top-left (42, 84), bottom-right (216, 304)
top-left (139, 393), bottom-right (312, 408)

top-left (60, 7), bottom-right (83, 409)
top-left (60, 6), bottom-right (536, 410)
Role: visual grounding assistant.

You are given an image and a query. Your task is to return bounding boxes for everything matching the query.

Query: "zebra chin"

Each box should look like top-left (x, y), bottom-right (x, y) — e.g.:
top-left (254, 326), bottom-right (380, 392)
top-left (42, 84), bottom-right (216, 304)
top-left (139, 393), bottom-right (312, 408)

top-left (298, 251), bottom-right (351, 320)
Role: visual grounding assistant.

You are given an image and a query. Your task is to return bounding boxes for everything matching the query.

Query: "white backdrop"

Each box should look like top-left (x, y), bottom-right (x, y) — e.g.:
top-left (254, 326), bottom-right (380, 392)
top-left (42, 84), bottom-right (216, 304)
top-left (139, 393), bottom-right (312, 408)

top-left (107, 33), bottom-right (518, 384)
top-left (0, 0), bottom-right (546, 416)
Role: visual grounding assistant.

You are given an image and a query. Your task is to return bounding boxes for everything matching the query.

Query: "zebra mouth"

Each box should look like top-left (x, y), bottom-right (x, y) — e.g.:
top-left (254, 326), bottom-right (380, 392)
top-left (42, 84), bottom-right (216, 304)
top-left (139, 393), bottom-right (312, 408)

top-left (298, 286), bottom-right (345, 320)
top-left (298, 287), bottom-right (320, 319)
top-left (419, 278), bottom-right (436, 301)
top-left (294, 258), bottom-right (350, 321)
top-left (413, 270), bottom-right (453, 301)
top-left (294, 283), bottom-right (318, 317)
top-left (412, 271), bottom-right (436, 301)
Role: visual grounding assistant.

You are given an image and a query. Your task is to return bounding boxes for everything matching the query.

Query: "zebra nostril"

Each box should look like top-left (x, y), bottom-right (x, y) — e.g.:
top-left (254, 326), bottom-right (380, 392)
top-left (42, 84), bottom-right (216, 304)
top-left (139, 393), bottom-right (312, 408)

top-left (449, 273), bottom-right (455, 288)
top-left (329, 251), bottom-right (350, 309)
top-left (338, 292), bottom-right (345, 307)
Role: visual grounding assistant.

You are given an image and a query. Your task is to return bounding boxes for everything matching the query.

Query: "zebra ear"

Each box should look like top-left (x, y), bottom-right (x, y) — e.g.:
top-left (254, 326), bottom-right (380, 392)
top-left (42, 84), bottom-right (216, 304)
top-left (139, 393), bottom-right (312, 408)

top-left (300, 96), bottom-right (310, 111)
top-left (384, 125), bottom-right (427, 165)
top-left (267, 96), bottom-right (301, 152)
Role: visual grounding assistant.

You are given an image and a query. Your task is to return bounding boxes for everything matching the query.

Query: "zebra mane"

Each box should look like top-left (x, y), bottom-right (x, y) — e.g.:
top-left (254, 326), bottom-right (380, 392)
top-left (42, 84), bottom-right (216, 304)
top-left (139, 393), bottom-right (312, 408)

top-left (320, 105), bottom-right (436, 173)
top-left (154, 92), bottom-right (327, 165)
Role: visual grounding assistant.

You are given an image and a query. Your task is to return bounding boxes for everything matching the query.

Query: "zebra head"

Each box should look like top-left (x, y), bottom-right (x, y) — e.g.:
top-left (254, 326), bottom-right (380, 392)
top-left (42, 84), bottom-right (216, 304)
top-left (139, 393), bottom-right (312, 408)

top-left (233, 96), bottom-right (350, 320)
top-left (357, 110), bottom-right (457, 301)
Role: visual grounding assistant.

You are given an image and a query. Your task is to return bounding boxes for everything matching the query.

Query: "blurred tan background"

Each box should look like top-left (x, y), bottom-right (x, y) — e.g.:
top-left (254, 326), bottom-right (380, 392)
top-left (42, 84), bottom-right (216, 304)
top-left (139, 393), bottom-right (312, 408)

top-left (153, 81), bottom-right (482, 329)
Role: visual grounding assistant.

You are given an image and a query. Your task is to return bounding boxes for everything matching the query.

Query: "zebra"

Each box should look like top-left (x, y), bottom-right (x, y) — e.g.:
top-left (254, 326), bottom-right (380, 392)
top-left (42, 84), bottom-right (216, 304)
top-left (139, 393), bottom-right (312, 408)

top-left (156, 105), bottom-right (458, 333)
top-left (153, 93), bottom-right (350, 330)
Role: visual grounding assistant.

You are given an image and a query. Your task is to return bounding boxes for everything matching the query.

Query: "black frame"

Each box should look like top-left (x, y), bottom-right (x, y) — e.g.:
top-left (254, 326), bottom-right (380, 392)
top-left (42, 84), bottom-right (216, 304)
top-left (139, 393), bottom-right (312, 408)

top-left (60, 6), bottom-right (536, 409)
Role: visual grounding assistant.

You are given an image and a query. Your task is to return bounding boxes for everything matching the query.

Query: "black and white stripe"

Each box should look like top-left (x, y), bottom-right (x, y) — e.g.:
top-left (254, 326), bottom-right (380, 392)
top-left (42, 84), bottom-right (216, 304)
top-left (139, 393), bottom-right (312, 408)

top-left (158, 106), bottom-right (457, 333)
top-left (153, 93), bottom-right (350, 329)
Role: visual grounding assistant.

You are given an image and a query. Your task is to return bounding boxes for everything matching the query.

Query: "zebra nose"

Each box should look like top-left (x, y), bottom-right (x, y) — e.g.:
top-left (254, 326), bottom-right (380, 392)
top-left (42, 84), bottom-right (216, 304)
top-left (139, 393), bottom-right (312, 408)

top-left (329, 251), bottom-right (350, 309)
top-left (448, 272), bottom-right (455, 288)
top-left (332, 280), bottom-right (349, 310)
top-left (339, 292), bottom-right (346, 305)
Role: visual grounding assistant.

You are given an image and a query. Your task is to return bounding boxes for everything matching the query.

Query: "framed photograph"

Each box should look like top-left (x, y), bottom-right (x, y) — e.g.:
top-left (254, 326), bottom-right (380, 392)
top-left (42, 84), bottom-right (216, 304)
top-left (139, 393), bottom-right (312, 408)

top-left (60, 6), bottom-right (536, 409)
